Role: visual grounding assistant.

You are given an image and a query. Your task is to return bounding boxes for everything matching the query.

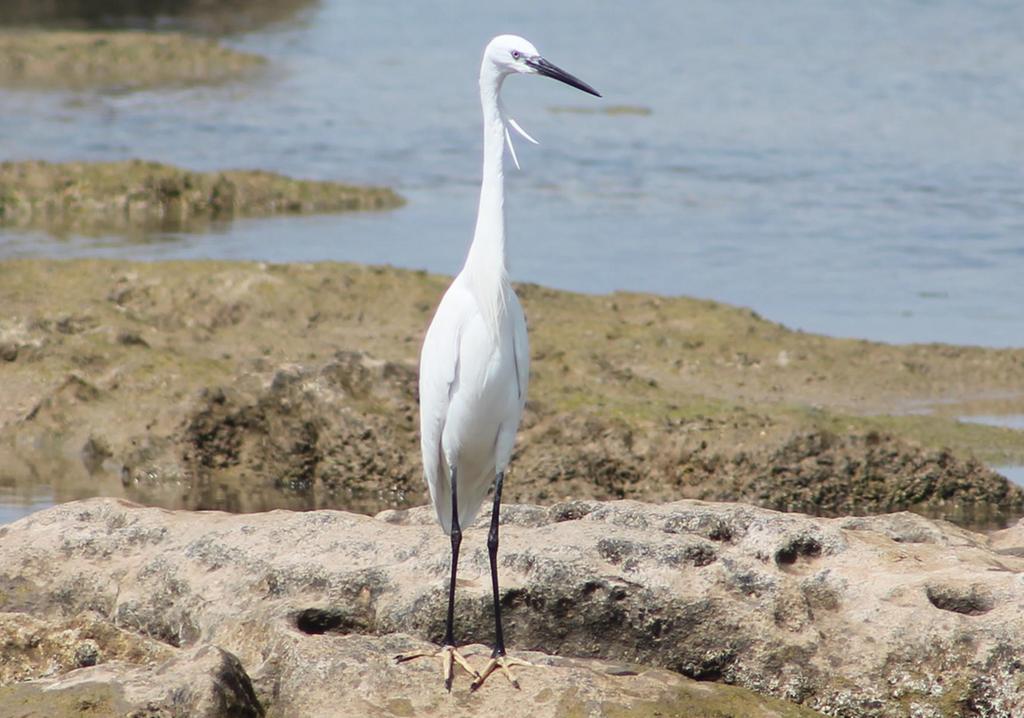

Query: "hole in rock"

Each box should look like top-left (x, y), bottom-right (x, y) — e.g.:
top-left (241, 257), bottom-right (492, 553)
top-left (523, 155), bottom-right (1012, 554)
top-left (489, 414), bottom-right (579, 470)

top-left (775, 536), bottom-right (822, 566)
top-left (925, 584), bottom-right (994, 616)
top-left (294, 608), bottom-right (361, 635)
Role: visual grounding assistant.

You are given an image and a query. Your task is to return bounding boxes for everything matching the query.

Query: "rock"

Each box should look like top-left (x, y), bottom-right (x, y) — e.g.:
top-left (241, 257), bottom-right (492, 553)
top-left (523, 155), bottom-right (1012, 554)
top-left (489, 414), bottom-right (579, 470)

top-left (1, 260), bottom-right (1022, 529)
top-left (0, 31), bottom-right (264, 90)
top-left (0, 611), bottom-right (172, 684)
top-left (171, 354), bottom-right (421, 514)
top-left (0, 161), bottom-right (404, 236)
top-left (0, 0), bottom-right (316, 35)
top-left (0, 629), bottom-right (818, 718)
top-left (4, 498), bottom-right (1024, 715)
top-left (257, 631), bottom-right (824, 717)
top-left (0, 642), bottom-right (263, 718)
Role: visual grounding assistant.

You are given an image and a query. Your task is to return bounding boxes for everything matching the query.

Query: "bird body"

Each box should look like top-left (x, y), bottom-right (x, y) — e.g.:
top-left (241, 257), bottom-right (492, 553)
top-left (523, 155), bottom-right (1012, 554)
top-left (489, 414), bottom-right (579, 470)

top-left (400, 33), bottom-right (599, 691)
top-left (419, 272), bottom-right (528, 533)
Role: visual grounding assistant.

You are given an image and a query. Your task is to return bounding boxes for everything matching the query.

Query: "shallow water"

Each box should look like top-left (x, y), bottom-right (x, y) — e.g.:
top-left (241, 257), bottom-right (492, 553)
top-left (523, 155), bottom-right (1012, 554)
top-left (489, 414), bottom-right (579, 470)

top-left (0, 0), bottom-right (1022, 347)
top-left (959, 414), bottom-right (1024, 432)
top-left (0, 487), bottom-right (54, 525)
top-left (958, 414), bottom-right (1024, 490)
top-left (998, 466), bottom-right (1024, 487)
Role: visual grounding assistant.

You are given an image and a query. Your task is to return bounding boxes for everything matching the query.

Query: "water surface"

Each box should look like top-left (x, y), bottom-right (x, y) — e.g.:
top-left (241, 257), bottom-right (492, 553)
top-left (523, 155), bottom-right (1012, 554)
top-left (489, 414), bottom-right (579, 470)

top-left (1, 0), bottom-right (1022, 346)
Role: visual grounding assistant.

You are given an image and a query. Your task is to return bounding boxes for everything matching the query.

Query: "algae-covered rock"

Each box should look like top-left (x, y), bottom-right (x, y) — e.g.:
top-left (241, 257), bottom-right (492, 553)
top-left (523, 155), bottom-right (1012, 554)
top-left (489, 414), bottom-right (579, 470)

top-left (513, 414), bottom-right (1024, 528)
top-left (0, 30), bottom-right (263, 90)
top-left (143, 357), bottom-right (1021, 525)
top-left (0, 260), bottom-right (1021, 528)
top-left (0, 160), bottom-right (404, 235)
top-left (0, 0), bottom-right (315, 35)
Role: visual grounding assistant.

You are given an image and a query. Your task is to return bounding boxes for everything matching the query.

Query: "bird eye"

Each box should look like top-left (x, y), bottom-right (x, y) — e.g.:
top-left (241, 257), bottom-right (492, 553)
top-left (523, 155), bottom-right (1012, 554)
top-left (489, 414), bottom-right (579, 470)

top-left (511, 50), bottom-right (521, 60)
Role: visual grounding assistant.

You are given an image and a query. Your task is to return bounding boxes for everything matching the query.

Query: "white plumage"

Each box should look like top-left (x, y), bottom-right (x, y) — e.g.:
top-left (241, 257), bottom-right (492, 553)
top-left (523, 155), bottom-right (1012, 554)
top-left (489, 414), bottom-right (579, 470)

top-left (418, 34), bottom-right (541, 534)
top-left (401, 33), bottom-right (599, 691)
top-left (420, 276), bottom-right (529, 532)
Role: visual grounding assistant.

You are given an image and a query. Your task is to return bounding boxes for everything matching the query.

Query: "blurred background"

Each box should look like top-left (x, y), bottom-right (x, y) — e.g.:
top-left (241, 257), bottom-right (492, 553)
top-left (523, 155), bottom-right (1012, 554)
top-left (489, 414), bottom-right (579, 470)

top-left (0, 0), bottom-right (1022, 346)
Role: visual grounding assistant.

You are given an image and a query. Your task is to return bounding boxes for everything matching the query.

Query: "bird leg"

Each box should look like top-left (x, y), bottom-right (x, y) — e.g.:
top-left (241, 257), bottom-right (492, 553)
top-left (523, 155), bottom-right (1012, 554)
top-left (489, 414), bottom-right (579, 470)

top-left (471, 472), bottom-right (534, 691)
top-left (394, 466), bottom-right (480, 690)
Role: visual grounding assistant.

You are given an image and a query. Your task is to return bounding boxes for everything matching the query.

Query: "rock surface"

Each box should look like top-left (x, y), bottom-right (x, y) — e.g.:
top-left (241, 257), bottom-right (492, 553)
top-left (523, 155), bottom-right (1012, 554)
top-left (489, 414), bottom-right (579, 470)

top-left (2, 260), bottom-right (1022, 530)
top-left (157, 356), bottom-right (1023, 528)
top-left (0, 31), bottom-right (263, 90)
top-left (0, 0), bottom-right (315, 35)
top-left (0, 161), bottom-right (404, 236)
top-left (4, 497), bottom-right (1024, 716)
top-left (0, 638), bottom-right (263, 718)
top-left (0, 633), bottom-right (820, 718)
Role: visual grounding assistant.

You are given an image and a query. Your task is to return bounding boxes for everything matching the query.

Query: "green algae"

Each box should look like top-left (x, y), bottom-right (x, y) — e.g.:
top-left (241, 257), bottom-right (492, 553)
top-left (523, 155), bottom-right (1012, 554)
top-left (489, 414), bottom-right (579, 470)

top-left (0, 30), bottom-right (264, 90)
top-left (0, 160), bottom-right (404, 236)
top-left (0, 259), bottom-right (1021, 525)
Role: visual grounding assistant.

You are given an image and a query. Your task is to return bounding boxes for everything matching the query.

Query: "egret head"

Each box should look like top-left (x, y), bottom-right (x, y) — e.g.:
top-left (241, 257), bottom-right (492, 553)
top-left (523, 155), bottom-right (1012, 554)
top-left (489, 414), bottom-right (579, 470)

top-left (484, 34), bottom-right (601, 97)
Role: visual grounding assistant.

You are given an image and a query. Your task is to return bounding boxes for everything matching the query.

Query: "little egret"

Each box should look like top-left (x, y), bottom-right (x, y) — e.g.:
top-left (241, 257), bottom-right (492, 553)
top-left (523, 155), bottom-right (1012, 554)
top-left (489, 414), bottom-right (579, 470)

top-left (395, 35), bottom-right (600, 691)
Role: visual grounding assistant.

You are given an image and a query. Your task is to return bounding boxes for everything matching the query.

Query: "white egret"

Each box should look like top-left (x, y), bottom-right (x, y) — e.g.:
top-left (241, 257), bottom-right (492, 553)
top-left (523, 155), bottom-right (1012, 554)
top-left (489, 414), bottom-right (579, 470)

top-left (395, 34), bottom-right (600, 690)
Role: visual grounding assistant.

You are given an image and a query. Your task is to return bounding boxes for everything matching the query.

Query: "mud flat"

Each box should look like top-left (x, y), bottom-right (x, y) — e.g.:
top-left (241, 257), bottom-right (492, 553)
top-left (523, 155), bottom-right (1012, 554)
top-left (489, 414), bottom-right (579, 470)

top-left (0, 31), bottom-right (264, 90)
top-left (0, 160), bottom-right (404, 235)
top-left (1, 259), bottom-right (1021, 527)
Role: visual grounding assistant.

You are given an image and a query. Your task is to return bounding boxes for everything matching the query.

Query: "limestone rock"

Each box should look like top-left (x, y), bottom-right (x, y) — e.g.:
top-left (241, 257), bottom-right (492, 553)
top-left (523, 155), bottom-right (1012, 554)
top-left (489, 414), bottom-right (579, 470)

top-left (0, 611), bottom-right (172, 684)
top-left (3, 498), bottom-right (1024, 715)
top-left (255, 633), bottom-right (822, 718)
top-left (0, 642), bottom-right (263, 718)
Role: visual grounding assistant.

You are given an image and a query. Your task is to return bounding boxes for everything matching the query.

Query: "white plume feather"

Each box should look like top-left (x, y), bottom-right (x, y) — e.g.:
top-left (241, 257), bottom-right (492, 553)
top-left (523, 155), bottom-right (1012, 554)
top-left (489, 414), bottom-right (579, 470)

top-left (504, 124), bottom-right (521, 170)
top-left (507, 115), bottom-right (539, 145)
top-left (499, 99), bottom-right (539, 171)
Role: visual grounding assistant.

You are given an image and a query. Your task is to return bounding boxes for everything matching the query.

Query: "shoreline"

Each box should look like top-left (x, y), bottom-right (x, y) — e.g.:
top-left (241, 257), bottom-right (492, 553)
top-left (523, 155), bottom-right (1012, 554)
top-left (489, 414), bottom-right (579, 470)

top-left (0, 258), bottom-right (1021, 531)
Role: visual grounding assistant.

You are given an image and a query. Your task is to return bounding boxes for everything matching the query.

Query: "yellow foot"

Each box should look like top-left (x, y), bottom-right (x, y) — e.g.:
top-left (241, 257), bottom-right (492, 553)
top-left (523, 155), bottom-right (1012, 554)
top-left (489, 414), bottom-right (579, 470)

top-left (470, 654), bottom-right (534, 691)
top-left (395, 644), bottom-right (481, 691)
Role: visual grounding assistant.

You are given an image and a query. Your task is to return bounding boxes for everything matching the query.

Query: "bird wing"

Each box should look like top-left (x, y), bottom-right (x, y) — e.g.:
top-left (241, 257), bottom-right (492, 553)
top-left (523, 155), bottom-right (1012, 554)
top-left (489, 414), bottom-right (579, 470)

top-left (418, 281), bottom-right (472, 526)
top-left (509, 289), bottom-right (530, 408)
top-left (484, 287), bottom-right (530, 484)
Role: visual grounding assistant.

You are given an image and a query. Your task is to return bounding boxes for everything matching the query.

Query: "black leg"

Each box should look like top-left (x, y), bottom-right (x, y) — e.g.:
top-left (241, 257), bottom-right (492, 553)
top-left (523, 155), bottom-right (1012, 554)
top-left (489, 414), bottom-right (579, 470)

top-left (471, 471), bottom-right (530, 691)
top-left (487, 472), bottom-right (506, 657)
top-left (442, 466), bottom-right (461, 652)
top-left (394, 464), bottom-right (479, 687)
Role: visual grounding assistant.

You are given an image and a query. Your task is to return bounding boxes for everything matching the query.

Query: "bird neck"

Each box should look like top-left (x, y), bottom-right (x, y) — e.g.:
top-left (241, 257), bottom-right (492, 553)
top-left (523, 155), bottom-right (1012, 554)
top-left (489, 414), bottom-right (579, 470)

top-left (463, 67), bottom-right (509, 304)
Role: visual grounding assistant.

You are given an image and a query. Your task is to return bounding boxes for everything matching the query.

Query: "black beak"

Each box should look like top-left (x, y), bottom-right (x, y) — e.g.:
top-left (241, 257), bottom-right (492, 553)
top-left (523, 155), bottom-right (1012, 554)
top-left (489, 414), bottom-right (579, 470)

top-left (526, 56), bottom-right (601, 97)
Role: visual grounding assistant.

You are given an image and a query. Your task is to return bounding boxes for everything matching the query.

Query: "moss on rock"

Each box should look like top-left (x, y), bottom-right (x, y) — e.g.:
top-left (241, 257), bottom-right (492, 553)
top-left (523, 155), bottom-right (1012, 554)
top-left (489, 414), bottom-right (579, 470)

top-left (0, 30), bottom-right (263, 90)
top-left (1, 260), bottom-right (1022, 528)
top-left (0, 0), bottom-right (315, 35)
top-left (0, 160), bottom-right (404, 235)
